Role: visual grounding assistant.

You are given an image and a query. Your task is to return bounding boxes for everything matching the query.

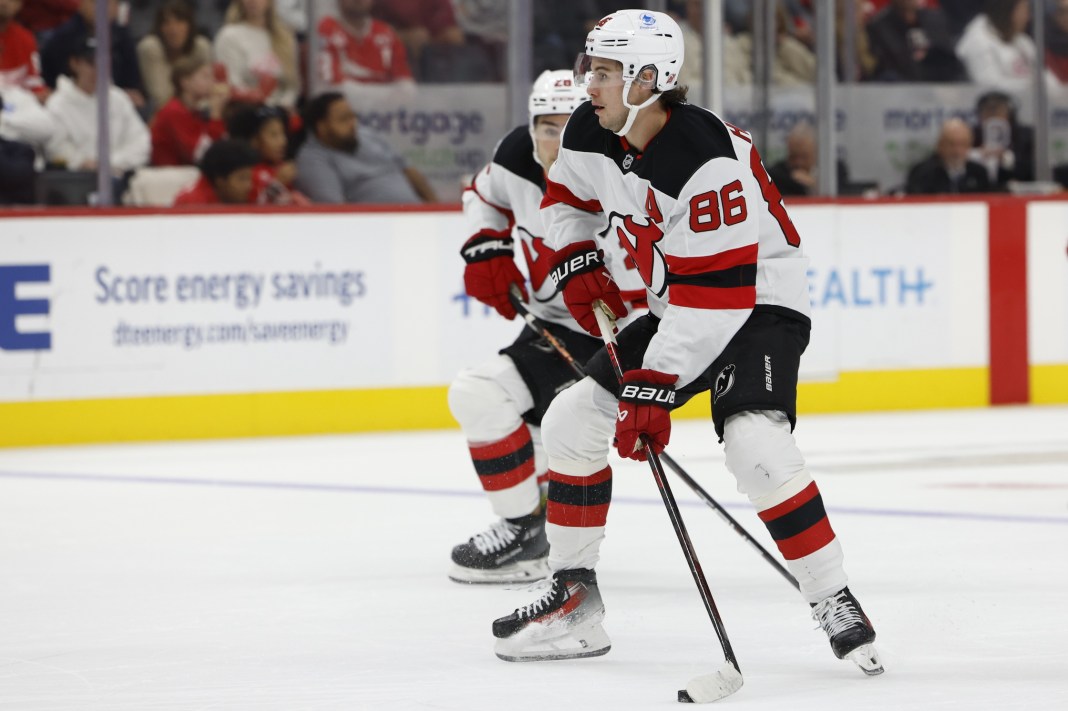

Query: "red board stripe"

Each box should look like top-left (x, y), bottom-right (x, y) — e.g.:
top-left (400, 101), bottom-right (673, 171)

top-left (987, 199), bottom-right (1029, 405)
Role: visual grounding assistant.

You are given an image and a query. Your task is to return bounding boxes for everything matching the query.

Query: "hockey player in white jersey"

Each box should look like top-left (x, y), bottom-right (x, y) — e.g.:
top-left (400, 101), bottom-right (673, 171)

top-left (491, 10), bottom-right (883, 677)
top-left (448, 70), bottom-right (646, 584)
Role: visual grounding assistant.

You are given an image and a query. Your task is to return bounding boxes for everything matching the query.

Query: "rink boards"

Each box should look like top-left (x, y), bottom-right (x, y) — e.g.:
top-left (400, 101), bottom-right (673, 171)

top-left (0, 197), bottom-right (1065, 446)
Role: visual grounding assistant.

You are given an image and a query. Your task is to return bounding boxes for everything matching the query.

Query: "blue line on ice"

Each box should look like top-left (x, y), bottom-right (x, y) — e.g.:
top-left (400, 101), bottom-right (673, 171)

top-left (2, 469), bottom-right (1066, 526)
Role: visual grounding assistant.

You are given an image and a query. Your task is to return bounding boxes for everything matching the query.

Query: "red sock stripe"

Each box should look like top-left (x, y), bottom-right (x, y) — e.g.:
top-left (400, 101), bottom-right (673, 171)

top-left (536, 472), bottom-right (549, 487)
top-left (757, 481), bottom-right (820, 522)
top-left (470, 425), bottom-right (535, 492)
top-left (774, 517), bottom-right (837, 560)
top-left (479, 463), bottom-right (536, 491)
top-left (469, 425), bottom-right (531, 461)
top-left (547, 467), bottom-right (612, 487)
top-left (546, 466), bottom-right (612, 528)
top-left (547, 502), bottom-right (610, 528)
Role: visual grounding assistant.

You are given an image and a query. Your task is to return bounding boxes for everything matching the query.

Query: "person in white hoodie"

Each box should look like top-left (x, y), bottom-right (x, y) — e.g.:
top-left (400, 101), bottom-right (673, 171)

top-left (44, 37), bottom-right (150, 174)
top-left (956, 0), bottom-right (1059, 93)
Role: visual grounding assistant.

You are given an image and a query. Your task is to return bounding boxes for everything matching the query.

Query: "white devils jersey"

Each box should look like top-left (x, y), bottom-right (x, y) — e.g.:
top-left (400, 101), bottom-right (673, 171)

top-left (463, 125), bottom-right (646, 333)
top-left (543, 102), bottom-right (812, 388)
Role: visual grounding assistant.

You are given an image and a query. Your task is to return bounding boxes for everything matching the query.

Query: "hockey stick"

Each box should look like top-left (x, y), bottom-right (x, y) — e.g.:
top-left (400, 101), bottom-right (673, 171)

top-left (507, 285), bottom-right (798, 592)
top-left (592, 302), bottom-right (742, 704)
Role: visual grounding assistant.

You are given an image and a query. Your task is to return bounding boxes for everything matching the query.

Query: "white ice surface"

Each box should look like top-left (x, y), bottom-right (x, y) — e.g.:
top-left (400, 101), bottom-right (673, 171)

top-left (1, 406), bottom-right (1067, 710)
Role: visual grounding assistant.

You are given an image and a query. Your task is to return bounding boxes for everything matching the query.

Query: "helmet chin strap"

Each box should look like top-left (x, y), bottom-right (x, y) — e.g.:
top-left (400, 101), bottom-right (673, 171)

top-left (614, 80), bottom-right (660, 137)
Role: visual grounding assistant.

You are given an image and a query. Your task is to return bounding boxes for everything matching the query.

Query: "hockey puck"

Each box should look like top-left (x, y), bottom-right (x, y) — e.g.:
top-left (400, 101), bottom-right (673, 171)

top-left (677, 689), bottom-right (695, 703)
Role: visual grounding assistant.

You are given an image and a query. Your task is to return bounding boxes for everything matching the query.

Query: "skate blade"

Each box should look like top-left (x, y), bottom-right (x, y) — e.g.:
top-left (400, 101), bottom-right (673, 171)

top-left (448, 558), bottom-right (549, 585)
top-left (494, 620), bottom-right (611, 662)
top-left (845, 643), bottom-right (884, 676)
top-left (680, 664), bottom-right (744, 703)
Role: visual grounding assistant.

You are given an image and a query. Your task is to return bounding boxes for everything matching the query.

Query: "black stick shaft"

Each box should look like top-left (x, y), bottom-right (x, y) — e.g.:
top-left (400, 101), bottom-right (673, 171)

top-left (507, 284), bottom-right (798, 591)
top-left (593, 307), bottom-right (739, 670)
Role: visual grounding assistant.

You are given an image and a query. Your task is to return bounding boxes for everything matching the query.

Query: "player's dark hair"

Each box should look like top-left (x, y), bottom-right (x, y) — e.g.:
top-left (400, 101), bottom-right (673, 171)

top-left (658, 84), bottom-right (690, 107)
top-left (303, 91), bottom-right (347, 137)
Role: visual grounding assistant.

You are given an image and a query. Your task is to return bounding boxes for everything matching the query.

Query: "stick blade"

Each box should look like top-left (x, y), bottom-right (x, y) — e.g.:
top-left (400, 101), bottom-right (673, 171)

top-left (681, 664), bottom-right (743, 703)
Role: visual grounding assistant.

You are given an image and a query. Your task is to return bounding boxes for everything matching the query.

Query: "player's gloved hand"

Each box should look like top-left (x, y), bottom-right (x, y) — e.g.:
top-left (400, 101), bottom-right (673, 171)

top-left (461, 231), bottom-right (528, 320)
top-left (615, 369), bottom-right (678, 461)
top-left (548, 240), bottom-right (627, 336)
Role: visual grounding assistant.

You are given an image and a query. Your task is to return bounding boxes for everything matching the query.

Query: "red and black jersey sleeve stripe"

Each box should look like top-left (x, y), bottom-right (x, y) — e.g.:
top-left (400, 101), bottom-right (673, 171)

top-left (757, 481), bottom-right (837, 561)
top-left (540, 176), bottom-right (603, 213)
top-left (666, 244), bottom-right (757, 310)
top-left (546, 466), bottom-right (612, 528)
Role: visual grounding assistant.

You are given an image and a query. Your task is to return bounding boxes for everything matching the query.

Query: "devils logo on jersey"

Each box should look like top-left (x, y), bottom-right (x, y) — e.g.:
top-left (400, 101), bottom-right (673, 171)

top-left (517, 227), bottom-right (558, 301)
top-left (713, 364), bottom-right (736, 403)
top-left (599, 187), bottom-right (667, 296)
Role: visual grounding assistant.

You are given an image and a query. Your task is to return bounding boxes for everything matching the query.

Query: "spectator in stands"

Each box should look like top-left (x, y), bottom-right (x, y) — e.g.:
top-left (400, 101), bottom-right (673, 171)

top-left (40, 0), bottom-right (145, 109)
top-left (273, 0), bottom-right (307, 36)
top-left (150, 56), bottom-right (230, 167)
top-left (137, 0), bottom-right (213, 110)
top-left (44, 36), bottom-right (150, 174)
top-left (294, 91), bottom-right (435, 204)
top-left (0, 0), bottom-right (45, 94)
top-left (956, 0), bottom-right (1056, 92)
top-left (1046, 0), bottom-right (1068, 83)
top-left (0, 90), bottom-right (36, 204)
top-left (724, 3), bottom-right (817, 86)
top-left (317, 0), bottom-right (415, 102)
top-left (371, 0), bottom-right (463, 76)
top-left (0, 83), bottom-right (57, 159)
top-left (905, 118), bottom-right (991, 194)
top-left (939, 0), bottom-right (984, 38)
top-left (534, 1), bottom-right (606, 75)
top-left (173, 138), bottom-right (259, 205)
top-left (837, 0), bottom-right (877, 82)
top-left (867, 0), bottom-right (965, 81)
top-left (214, 0), bottom-right (300, 109)
top-left (226, 102), bottom-right (308, 204)
top-left (969, 90), bottom-right (1035, 187)
top-left (15, 0), bottom-right (77, 39)
top-left (766, 123), bottom-right (852, 197)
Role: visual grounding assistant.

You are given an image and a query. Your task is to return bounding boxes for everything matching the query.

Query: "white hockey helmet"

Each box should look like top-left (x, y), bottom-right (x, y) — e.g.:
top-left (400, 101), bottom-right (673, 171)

top-left (528, 69), bottom-right (588, 127)
top-left (575, 9), bottom-right (685, 136)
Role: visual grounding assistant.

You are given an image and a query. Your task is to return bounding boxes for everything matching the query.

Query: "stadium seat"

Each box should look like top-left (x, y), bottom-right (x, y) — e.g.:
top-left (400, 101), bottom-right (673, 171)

top-left (123, 166), bottom-right (200, 207)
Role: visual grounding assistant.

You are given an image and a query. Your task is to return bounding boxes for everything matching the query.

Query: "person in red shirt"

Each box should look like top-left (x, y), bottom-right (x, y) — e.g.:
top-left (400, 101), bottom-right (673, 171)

top-left (14, 0), bottom-right (76, 35)
top-left (317, 0), bottom-right (413, 86)
top-left (371, 0), bottom-right (463, 69)
top-left (173, 138), bottom-right (259, 206)
top-left (150, 55), bottom-right (230, 166)
top-left (0, 0), bottom-right (44, 94)
top-left (225, 101), bottom-right (309, 205)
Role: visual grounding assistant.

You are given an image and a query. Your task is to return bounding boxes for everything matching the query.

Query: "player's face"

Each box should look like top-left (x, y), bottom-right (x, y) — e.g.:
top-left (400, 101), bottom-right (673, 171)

top-left (216, 167), bottom-right (254, 204)
top-left (586, 58), bottom-right (627, 132)
top-left (533, 114), bottom-right (569, 169)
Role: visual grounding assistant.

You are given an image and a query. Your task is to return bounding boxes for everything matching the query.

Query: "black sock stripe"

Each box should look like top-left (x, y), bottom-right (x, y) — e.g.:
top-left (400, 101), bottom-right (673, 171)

top-left (473, 441), bottom-right (535, 476)
top-left (764, 493), bottom-right (828, 541)
top-left (548, 478), bottom-right (613, 508)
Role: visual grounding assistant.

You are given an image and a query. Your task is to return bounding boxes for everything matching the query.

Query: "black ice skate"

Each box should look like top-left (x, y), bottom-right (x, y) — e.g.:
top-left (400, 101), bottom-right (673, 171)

top-left (448, 510), bottom-right (549, 584)
top-left (492, 568), bottom-right (611, 662)
top-left (811, 587), bottom-right (884, 676)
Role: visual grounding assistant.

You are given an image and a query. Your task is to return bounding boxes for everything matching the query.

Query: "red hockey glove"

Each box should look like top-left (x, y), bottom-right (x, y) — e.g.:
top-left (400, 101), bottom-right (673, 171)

top-left (548, 240), bottom-right (627, 336)
top-left (461, 232), bottom-right (528, 320)
top-left (615, 369), bottom-right (678, 461)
